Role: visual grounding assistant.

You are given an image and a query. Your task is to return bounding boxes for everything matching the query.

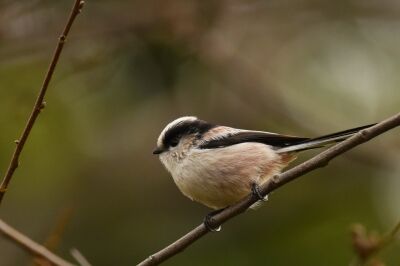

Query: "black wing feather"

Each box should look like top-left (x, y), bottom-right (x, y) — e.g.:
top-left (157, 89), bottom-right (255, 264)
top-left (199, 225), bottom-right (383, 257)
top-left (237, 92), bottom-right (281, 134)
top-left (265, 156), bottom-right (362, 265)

top-left (198, 123), bottom-right (376, 151)
top-left (199, 131), bottom-right (309, 149)
top-left (305, 123), bottom-right (376, 143)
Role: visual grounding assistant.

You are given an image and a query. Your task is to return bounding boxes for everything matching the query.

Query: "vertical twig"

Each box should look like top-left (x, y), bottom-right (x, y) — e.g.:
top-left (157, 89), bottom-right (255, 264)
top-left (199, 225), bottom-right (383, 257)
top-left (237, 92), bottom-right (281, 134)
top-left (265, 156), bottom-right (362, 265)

top-left (0, 0), bottom-right (85, 205)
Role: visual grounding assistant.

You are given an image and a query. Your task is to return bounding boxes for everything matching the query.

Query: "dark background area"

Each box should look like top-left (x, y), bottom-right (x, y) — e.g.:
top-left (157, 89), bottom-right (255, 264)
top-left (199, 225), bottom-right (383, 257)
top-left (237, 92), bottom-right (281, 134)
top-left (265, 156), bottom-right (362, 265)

top-left (0, 0), bottom-right (399, 265)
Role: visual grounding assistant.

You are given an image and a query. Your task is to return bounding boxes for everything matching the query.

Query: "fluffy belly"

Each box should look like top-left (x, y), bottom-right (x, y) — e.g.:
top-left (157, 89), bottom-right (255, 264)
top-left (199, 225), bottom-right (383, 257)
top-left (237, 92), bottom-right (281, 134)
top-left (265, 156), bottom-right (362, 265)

top-left (172, 143), bottom-right (292, 209)
top-left (174, 169), bottom-right (252, 209)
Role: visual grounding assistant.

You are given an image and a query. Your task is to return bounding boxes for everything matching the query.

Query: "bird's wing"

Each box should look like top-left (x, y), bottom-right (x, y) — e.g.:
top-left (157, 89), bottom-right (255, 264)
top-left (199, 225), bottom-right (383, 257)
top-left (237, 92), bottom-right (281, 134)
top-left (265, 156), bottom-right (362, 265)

top-left (276, 123), bottom-right (375, 153)
top-left (199, 123), bottom-right (375, 152)
top-left (199, 129), bottom-right (309, 149)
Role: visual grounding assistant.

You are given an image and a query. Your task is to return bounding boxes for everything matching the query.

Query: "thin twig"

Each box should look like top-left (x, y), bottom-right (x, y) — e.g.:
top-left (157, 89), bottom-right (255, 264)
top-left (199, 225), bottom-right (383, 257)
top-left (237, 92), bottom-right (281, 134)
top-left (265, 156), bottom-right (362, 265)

top-left (388, 220), bottom-right (400, 240)
top-left (137, 112), bottom-right (400, 266)
top-left (70, 248), bottom-right (92, 266)
top-left (351, 219), bottom-right (400, 265)
top-left (32, 206), bottom-right (74, 266)
top-left (372, 219), bottom-right (400, 256)
top-left (0, 0), bottom-right (85, 205)
top-left (0, 219), bottom-right (74, 266)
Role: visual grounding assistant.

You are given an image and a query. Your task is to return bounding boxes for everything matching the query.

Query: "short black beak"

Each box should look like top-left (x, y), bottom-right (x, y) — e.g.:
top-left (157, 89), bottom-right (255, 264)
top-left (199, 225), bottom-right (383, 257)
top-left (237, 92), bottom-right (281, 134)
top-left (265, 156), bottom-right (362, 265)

top-left (152, 147), bottom-right (164, 155)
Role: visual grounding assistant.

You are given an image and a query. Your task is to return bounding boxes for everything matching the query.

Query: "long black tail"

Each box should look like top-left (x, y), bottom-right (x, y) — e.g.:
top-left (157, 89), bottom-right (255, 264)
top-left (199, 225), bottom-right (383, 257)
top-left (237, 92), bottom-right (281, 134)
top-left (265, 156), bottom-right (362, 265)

top-left (276, 123), bottom-right (375, 153)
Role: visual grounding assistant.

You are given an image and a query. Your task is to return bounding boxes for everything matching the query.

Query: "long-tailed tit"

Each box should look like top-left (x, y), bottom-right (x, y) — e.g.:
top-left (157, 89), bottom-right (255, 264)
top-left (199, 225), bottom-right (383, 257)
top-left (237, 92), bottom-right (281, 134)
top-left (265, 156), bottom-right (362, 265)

top-left (153, 116), bottom-right (373, 229)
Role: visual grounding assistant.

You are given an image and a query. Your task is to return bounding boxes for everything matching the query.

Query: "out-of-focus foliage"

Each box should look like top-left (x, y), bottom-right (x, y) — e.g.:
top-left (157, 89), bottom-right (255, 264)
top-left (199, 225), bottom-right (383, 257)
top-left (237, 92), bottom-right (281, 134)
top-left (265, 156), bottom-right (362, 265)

top-left (0, 0), bottom-right (399, 265)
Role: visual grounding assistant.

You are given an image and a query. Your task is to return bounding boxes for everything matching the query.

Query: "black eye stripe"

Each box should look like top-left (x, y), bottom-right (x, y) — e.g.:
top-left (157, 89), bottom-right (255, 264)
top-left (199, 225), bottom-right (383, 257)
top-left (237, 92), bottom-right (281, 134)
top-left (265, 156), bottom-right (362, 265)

top-left (163, 120), bottom-right (215, 148)
top-left (170, 139), bottom-right (179, 147)
top-left (169, 135), bottom-right (181, 147)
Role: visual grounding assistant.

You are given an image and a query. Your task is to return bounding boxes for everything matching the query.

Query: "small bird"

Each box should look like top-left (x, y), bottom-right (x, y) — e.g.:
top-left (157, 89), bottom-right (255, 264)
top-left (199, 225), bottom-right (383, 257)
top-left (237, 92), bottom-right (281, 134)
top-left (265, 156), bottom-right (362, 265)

top-left (153, 116), bottom-right (373, 226)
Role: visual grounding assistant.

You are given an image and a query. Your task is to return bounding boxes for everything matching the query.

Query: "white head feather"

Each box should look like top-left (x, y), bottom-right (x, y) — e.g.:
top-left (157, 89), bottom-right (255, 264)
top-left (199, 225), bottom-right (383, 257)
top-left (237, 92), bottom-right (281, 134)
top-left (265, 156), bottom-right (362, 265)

top-left (157, 116), bottom-right (198, 147)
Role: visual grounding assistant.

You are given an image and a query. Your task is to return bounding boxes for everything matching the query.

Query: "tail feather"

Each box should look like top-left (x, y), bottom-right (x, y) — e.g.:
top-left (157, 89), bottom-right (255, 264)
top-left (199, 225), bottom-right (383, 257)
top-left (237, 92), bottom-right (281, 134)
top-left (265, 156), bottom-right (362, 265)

top-left (276, 123), bottom-right (375, 153)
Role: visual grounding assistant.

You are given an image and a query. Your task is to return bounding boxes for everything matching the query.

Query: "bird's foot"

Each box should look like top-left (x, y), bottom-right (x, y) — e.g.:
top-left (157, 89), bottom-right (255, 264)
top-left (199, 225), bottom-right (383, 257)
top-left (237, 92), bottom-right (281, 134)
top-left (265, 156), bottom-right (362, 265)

top-left (251, 183), bottom-right (268, 202)
top-left (203, 208), bottom-right (225, 232)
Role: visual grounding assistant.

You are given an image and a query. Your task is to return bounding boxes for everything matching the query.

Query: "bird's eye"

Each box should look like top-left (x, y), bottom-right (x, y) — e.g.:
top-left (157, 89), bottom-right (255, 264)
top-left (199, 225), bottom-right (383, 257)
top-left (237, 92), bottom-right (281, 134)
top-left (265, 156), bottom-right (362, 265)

top-left (170, 137), bottom-right (180, 147)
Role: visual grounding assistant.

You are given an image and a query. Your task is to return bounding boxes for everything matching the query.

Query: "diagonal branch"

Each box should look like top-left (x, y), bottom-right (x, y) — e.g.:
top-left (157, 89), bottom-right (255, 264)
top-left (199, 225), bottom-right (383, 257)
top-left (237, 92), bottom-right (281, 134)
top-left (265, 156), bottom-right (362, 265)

top-left (0, 219), bottom-right (74, 266)
top-left (137, 112), bottom-right (400, 266)
top-left (0, 0), bottom-right (85, 205)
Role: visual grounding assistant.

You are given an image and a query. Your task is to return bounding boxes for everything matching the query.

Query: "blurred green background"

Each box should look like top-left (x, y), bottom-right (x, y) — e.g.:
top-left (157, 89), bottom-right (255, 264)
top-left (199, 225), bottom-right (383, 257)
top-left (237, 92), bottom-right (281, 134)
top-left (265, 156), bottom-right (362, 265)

top-left (0, 0), bottom-right (399, 265)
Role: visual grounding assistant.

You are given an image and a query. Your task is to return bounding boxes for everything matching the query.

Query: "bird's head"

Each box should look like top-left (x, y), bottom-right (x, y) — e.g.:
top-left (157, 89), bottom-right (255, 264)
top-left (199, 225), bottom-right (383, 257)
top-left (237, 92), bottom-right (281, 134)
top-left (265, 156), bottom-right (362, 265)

top-left (153, 116), bottom-right (215, 171)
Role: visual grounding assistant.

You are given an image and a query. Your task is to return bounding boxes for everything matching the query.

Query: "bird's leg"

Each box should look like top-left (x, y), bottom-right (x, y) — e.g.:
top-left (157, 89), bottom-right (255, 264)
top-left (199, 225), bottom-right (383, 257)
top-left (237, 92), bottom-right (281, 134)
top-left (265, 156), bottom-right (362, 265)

top-left (203, 208), bottom-right (225, 232)
top-left (251, 182), bottom-right (267, 202)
